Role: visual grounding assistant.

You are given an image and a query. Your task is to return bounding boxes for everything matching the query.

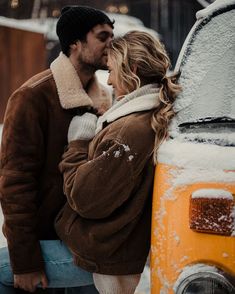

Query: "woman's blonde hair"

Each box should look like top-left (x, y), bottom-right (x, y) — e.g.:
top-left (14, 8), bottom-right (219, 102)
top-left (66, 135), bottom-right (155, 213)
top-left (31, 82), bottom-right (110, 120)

top-left (108, 30), bottom-right (181, 163)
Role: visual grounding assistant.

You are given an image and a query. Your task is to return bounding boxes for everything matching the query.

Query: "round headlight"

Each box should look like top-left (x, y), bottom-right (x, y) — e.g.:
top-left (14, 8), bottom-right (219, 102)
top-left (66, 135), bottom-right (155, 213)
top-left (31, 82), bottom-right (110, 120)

top-left (176, 272), bottom-right (235, 294)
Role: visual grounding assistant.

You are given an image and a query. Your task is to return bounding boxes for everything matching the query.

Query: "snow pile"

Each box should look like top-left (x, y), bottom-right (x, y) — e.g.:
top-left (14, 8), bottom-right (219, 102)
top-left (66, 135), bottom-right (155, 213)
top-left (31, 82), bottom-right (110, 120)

top-left (158, 139), bottom-right (235, 170)
top-left (0, 12), bottom-right (158, 41)
top-left (0, 16), bottom-right (52, 36)
top-left (170, 168), bottom-right (235, 188)
top-left (157, 139), bottom-right (235, 189)
top-left (192, 188), bottom-right (233, 199)
top-left (196, 0), bottom-right (235, 19)
top-left (171, 3), bottom-right (235, 135)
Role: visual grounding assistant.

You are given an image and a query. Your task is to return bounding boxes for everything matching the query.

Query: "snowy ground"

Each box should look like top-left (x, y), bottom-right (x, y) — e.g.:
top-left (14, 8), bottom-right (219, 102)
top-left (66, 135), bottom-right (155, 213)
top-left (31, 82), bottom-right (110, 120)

top-left (0, 124), bottom-right (2, 143)
top-left (0, 206), bottom-right (6, 248)
top-left (0, 124), bottom-right (6, 248)
top-left (0, 124), bottom-right (150, 293)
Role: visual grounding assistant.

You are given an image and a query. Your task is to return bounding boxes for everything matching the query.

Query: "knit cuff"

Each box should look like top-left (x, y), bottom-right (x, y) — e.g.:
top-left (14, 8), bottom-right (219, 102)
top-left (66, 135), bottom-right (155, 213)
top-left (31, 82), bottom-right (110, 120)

top-left (68, 113), bottom-right (98, 142)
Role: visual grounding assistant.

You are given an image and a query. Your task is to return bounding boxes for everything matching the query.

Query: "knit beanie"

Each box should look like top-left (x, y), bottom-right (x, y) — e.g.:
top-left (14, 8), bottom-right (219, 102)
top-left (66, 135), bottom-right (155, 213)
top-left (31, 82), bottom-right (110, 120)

top-left (56, 6), bottom-right (114, 55)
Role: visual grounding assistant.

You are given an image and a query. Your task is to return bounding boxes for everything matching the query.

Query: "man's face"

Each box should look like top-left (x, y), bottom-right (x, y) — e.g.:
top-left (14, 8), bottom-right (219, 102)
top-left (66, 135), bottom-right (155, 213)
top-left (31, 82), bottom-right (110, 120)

top-left (78, 24), bottom-right (113, 71)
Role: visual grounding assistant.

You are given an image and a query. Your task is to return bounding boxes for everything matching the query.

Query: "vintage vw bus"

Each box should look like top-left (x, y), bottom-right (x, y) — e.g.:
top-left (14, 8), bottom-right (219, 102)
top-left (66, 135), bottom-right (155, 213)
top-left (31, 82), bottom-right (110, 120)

top-left (151, 0), bottom-right (235, 293)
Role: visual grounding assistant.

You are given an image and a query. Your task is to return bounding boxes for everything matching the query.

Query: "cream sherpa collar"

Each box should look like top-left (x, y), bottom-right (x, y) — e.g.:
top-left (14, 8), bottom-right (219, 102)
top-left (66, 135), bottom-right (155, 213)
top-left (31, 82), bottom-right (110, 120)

top-left (50, 52), bottom-right (110, 111)
top-left (96, 84), bottom-right (160, 133)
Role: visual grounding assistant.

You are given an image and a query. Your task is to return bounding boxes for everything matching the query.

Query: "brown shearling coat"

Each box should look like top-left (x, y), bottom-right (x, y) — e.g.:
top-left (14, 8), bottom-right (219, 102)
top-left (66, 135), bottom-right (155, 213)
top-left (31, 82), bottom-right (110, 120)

top-left (0, 53), bottom-right (111, 274)
top-left (55, 85), bottom-right (158, 275)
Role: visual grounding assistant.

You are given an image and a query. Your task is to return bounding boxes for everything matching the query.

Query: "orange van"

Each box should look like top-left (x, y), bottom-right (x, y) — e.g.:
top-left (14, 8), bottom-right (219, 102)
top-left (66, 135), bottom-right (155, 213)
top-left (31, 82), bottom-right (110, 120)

top-left (151, 1), bottom-right (235, 293)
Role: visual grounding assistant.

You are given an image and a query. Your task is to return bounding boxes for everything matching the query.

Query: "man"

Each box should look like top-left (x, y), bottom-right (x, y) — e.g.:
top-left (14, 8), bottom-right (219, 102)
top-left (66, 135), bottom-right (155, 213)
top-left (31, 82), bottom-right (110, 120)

top-left (0, 5), bottom-right (114, 293)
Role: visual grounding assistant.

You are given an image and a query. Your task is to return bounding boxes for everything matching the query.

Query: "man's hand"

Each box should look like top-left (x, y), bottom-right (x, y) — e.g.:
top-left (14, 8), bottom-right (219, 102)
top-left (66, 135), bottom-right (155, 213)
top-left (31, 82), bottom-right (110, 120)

top-left (14, 271), bottom-right (48, 293)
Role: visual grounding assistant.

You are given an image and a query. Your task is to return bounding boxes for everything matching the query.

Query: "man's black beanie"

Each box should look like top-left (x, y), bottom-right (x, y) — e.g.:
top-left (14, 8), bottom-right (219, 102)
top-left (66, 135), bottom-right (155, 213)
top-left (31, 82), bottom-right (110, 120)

top-left (56, 5), bottom-right (114, 55)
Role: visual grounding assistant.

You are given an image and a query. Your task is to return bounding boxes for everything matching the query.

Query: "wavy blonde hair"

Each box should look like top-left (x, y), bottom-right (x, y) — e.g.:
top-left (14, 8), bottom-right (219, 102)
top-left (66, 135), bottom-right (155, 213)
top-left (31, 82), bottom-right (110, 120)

top-left (108, 30), bottom-right (181, 163)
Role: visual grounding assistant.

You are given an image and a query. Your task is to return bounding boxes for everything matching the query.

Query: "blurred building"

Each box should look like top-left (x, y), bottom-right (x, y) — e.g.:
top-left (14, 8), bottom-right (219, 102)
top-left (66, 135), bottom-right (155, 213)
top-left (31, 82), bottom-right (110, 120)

top-left (0, 0), bottom-right (215, 65)
top-left (0, 1), bottom-right (158, 123)
top-left (0, 0), bottom-right (215, 122)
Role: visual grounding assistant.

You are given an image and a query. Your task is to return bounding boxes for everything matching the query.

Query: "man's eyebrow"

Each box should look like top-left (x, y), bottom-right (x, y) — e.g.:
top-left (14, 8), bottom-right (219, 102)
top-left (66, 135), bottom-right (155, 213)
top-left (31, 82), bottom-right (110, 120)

top-left (97, 31), bottom-right (114, 38)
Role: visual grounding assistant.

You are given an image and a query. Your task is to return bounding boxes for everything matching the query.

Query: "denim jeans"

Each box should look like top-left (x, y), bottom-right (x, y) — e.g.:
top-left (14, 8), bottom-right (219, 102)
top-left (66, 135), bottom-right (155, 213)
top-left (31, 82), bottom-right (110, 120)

top-left (0, 240), bottom-right (98, 294)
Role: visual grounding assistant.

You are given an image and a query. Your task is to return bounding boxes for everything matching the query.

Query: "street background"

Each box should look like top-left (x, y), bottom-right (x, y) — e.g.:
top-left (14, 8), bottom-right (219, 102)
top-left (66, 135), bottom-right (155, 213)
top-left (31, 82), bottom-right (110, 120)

top-left (0, 1), bottom-right (216, 293)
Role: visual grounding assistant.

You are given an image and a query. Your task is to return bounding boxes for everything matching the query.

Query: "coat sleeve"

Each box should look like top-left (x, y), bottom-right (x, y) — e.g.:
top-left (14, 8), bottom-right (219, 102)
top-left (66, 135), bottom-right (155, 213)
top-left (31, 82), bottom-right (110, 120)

top-left (0, 88), bottom-right (46, 274)
top-left (59, 134), bottom-right (147, 219)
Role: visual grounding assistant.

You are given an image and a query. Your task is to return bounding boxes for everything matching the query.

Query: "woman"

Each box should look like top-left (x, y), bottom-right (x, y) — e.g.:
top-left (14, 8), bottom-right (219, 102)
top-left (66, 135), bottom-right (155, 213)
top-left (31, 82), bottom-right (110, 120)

top-left (55, 30), bottom-right (181, 294)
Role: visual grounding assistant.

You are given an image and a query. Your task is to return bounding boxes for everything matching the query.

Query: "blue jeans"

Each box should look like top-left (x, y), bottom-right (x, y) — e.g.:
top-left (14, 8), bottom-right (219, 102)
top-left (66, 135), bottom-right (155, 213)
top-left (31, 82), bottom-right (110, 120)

top-left (0, 240), bottom-right (98, 294)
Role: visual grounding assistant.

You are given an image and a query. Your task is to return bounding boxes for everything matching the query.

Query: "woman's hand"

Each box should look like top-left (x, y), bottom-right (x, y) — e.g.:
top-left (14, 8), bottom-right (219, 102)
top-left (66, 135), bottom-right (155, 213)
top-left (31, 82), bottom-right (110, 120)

top-left (68, 112), bottom-right (98, 142)
top-left (14, 271), bottom-right (48, 292)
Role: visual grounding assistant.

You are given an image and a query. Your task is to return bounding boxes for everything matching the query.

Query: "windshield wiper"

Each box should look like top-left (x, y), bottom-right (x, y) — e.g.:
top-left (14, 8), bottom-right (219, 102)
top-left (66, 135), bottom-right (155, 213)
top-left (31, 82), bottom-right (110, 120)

top-left (179, 117), bottom-right (235, 134)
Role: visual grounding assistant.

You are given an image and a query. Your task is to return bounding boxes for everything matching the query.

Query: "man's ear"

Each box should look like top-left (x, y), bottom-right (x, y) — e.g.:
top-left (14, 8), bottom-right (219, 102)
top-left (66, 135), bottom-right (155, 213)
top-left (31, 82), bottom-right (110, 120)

top-left (70, 41), bottom-right (81, 52)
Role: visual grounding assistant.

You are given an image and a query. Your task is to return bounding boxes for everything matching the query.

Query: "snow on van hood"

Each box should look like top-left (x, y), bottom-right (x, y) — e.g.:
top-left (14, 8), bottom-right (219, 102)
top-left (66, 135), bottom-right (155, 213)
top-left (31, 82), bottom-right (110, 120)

top-left (170, 1), bottom-right (235, 136)
top-left (158, 139), bottom-right (235, 170)
top-left (157, 139), bottom-right (235, 188)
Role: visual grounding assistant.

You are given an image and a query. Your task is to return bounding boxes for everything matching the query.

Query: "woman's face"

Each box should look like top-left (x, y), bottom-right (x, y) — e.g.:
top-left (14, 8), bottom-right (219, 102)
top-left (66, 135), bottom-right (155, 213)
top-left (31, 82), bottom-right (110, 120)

top-left (107, 55), bottom-right (127, 99)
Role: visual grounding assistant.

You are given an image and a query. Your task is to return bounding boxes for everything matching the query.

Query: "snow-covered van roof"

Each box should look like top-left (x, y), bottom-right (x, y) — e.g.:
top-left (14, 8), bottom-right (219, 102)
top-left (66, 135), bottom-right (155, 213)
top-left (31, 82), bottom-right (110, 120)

top-left (170, 0), bottom-right (235, 136)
